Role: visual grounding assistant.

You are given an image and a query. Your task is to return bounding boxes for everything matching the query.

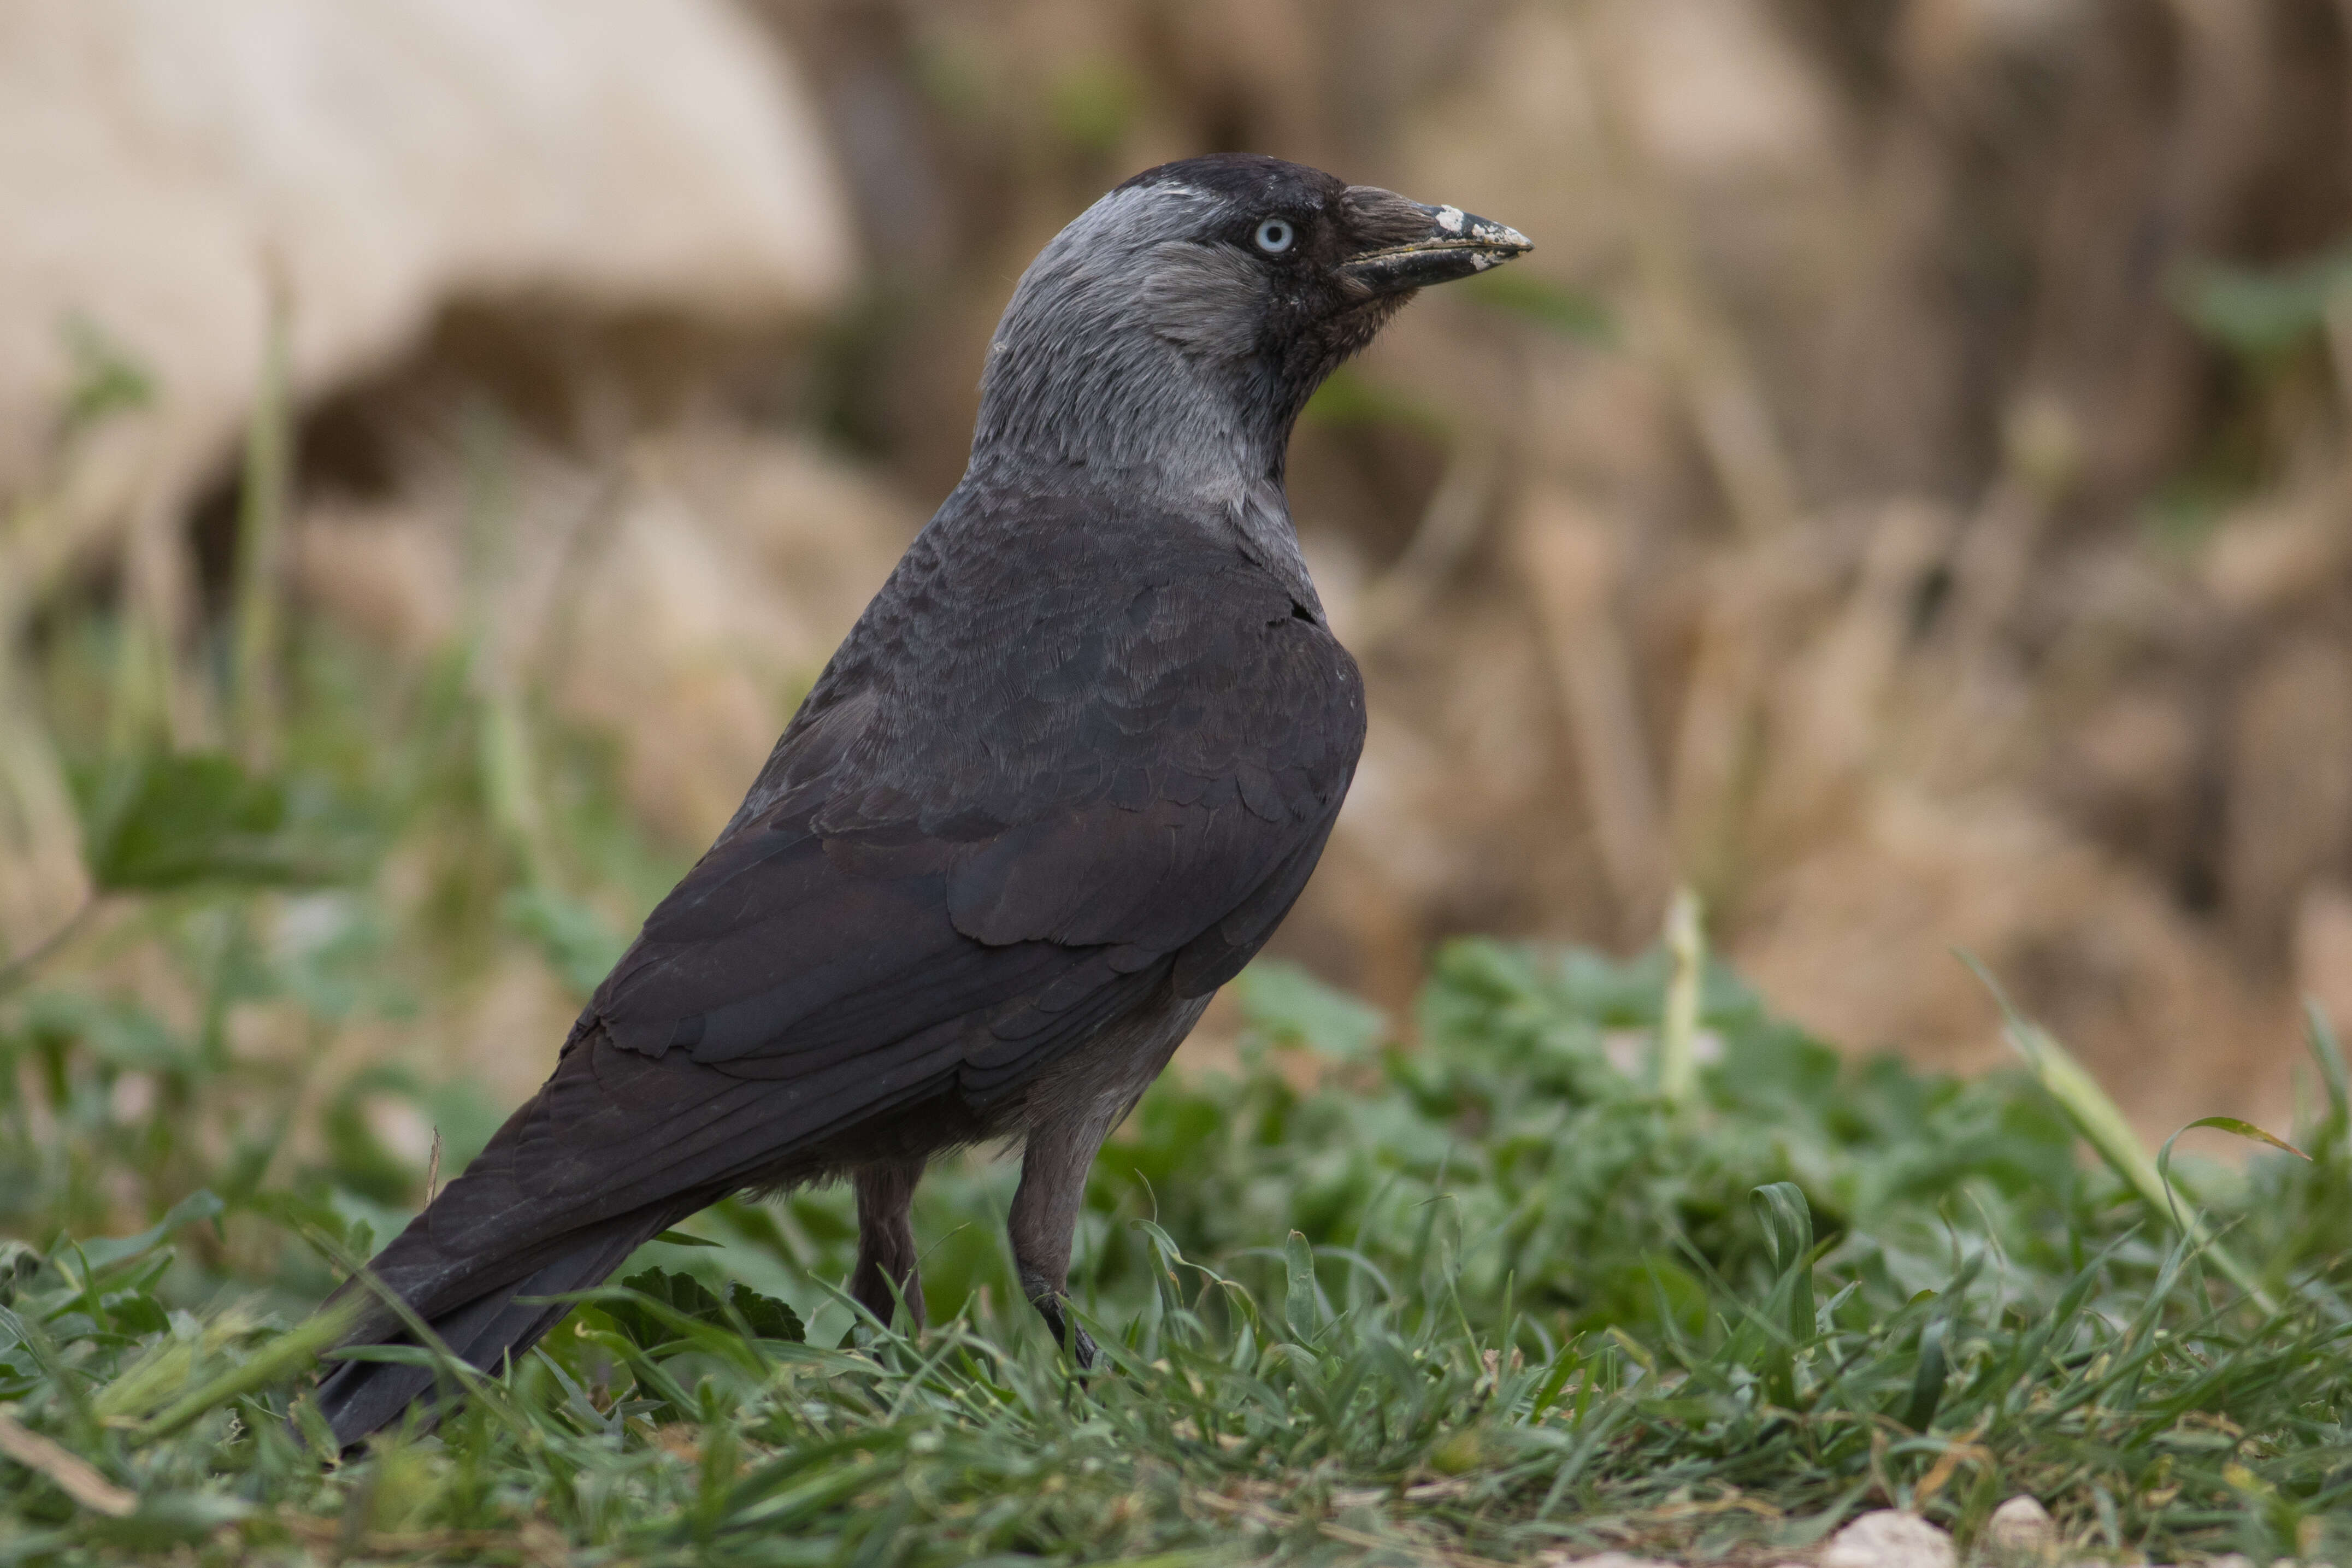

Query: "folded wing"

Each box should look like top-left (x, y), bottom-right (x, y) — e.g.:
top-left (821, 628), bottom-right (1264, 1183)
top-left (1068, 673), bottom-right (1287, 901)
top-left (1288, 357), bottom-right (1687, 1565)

top-left (379, 515), bottom-right (1364, 1313)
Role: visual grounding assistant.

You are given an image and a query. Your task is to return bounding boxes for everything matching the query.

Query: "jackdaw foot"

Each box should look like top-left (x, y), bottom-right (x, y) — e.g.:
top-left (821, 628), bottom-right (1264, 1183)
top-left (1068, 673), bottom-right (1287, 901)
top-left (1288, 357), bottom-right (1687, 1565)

top-left (1009, 1098), bottom-right (1124, 1372)
top-left (1023, 1276), bottom-right (1100, 1371)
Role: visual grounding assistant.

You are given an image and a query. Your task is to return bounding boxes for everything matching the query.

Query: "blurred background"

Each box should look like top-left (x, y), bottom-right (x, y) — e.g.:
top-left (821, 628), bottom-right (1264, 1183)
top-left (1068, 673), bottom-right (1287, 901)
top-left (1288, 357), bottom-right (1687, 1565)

top-left (6, 0), bottom-right (2352, 1239)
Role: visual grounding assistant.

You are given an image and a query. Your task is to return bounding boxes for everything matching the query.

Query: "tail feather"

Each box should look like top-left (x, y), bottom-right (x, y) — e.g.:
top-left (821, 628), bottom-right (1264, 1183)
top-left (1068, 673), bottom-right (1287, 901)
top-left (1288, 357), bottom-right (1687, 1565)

top-left (306, 1040), bottom-right (761, 1450)
top-left (314, 1215), bottom-right (665, 1450)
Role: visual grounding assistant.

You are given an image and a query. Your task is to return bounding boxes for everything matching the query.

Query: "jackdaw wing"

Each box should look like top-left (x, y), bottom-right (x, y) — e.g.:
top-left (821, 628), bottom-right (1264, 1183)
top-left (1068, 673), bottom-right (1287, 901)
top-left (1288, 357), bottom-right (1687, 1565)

top-left (582, 502), bottom-right (1364, 1127)
top-left (361, 533), bottom-right (1363, 1322)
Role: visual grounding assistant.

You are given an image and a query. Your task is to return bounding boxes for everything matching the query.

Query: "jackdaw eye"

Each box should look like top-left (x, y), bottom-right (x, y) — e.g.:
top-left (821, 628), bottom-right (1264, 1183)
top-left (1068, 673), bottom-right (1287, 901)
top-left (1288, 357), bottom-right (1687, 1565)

top-left (1253, 217), bottom-right (1294, 254)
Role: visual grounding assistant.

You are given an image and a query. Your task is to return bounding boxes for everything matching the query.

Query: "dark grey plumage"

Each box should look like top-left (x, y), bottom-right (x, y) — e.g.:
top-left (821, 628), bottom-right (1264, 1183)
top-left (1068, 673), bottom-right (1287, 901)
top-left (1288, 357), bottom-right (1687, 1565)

top-left (313, 154), bottom-right (1529, 1447)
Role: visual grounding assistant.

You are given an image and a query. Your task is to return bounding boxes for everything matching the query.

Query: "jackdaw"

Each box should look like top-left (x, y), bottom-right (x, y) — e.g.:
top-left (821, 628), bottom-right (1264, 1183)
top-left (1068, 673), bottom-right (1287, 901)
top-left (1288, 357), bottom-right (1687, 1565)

top-left (314, 153), bottom-right (1529, 1446)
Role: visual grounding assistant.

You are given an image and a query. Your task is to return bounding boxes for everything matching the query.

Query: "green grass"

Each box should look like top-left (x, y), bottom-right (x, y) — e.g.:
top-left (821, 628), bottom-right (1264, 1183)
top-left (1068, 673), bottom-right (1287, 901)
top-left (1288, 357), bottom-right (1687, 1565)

top-left (3, 838), bottom-right (2349, 1566)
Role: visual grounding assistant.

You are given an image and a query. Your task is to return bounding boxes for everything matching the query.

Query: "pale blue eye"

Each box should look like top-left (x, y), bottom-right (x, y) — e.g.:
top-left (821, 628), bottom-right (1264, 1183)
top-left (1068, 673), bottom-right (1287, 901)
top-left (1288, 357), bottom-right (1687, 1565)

top-left (1254, 218), bottom-right (1294, 254)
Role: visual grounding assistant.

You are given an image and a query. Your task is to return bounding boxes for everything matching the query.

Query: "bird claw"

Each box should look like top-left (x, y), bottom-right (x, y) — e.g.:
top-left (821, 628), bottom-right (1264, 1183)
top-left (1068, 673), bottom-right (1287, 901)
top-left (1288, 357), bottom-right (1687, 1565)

top-left (1030, 1290), bottom-right (1099, 1372)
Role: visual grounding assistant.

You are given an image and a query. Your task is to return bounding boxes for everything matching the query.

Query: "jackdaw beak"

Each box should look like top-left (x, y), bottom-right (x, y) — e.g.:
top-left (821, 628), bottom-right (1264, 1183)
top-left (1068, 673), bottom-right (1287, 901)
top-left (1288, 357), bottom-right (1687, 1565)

top-left (1340, 194), bottom-right (1532, 296)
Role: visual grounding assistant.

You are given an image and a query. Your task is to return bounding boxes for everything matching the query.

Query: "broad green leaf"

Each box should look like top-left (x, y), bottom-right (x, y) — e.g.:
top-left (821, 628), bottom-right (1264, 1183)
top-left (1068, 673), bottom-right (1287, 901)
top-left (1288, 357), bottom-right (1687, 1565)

top-left (74, 753), bottom-right (369, 892)
top-left (604, 1268), bottom-right (726, 1351)
top-left (1238, 961), bottom-right (1386, 1060)
top-left (74, 1191), bottom-right (223, 1271)
top-left (604, 1268), bottom-right (803, 1351)
top-left (726, 1284), bottom-right (806, 1344)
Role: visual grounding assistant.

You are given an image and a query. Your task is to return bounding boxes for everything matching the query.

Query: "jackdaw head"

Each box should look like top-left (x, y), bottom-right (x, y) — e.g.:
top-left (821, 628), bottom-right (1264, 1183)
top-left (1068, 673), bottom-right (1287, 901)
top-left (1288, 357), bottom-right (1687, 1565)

top-left (970, 154), bottom-right (1530, 493)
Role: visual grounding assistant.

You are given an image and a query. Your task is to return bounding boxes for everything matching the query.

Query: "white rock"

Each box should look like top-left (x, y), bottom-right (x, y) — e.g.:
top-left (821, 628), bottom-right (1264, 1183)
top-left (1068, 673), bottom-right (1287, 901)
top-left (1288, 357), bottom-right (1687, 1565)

top-left (0, 0), bottom-right (851, 537)
top-left (1821, 1510), bottom-right (1957, 1568)
top-left (1982, 1495), bottom-right (2056, 1559)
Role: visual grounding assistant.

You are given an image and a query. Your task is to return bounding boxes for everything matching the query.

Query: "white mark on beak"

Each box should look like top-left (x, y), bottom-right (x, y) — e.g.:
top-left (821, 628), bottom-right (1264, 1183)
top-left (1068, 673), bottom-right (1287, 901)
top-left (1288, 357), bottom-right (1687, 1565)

top-left (1435, 205), bottom-right (1466, 235)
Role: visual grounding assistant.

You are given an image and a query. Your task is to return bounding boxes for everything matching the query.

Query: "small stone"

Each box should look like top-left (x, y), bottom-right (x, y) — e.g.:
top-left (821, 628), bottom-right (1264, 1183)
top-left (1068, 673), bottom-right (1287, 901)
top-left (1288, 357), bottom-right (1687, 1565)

top-left (1982, 1495), bottom-right (2056, 1559)
top-left (1822, 1510), bottom-right (1958, 1568)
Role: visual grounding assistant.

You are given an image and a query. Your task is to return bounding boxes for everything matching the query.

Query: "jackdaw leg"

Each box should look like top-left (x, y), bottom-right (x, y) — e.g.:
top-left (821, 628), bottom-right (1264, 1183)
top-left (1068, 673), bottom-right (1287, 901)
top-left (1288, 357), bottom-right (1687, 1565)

top-left (1008, 1104), bottom-right (1121, 1369)
top-left (851, 1159), bottom-right (926, 1330)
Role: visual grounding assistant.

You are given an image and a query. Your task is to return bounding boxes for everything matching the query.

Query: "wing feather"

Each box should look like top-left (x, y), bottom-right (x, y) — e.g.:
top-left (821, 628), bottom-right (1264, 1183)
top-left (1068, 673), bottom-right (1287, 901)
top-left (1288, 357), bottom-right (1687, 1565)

top-left (468, 494), bottom-right (1364, 1254)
